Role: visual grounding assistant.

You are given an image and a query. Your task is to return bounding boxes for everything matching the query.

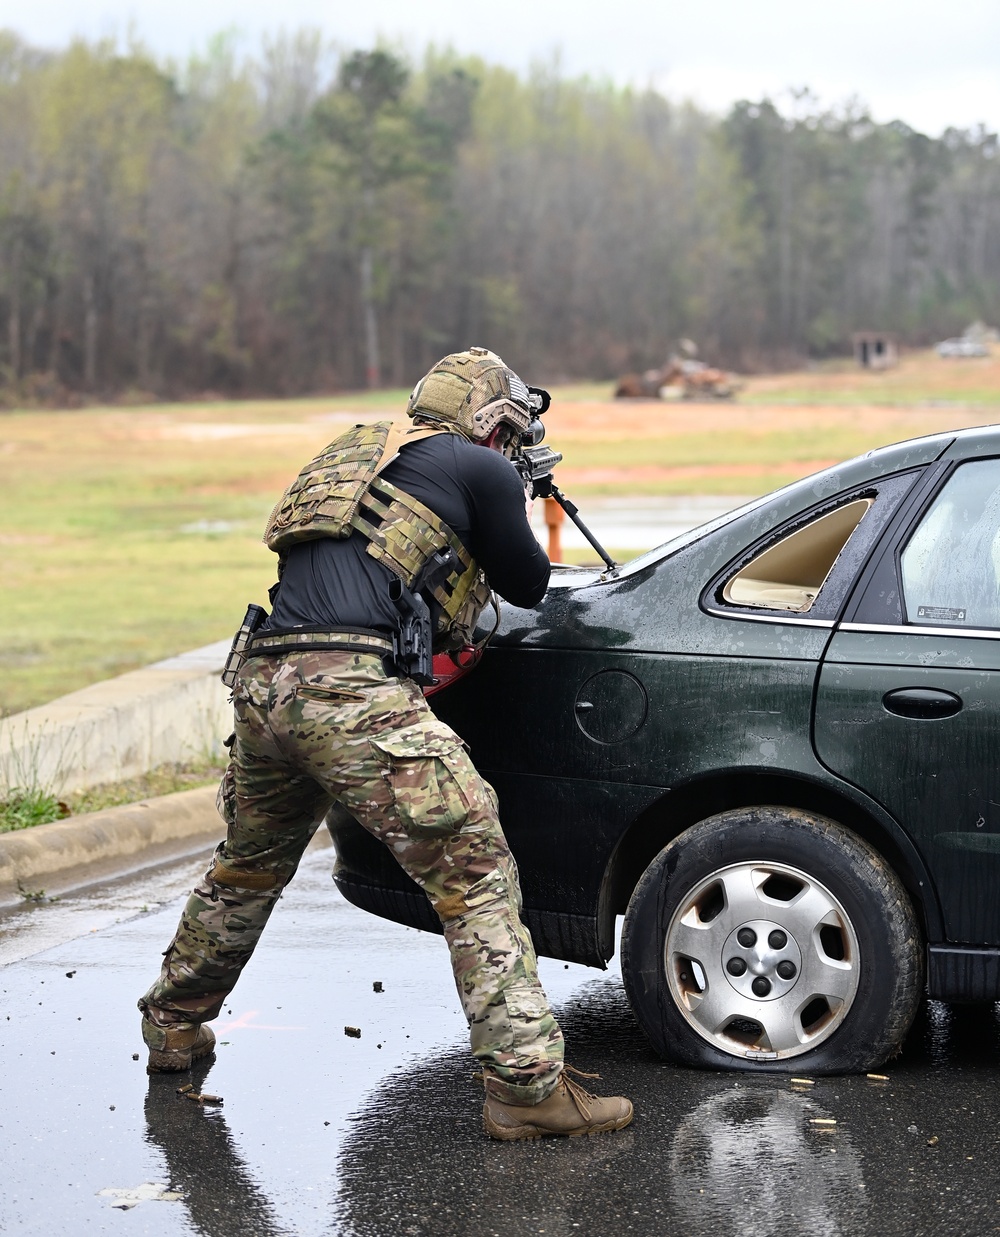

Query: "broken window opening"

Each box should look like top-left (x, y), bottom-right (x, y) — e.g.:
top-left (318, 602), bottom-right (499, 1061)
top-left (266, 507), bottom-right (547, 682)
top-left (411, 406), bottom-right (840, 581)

top-left (723, 499), bottom-right (873, 612)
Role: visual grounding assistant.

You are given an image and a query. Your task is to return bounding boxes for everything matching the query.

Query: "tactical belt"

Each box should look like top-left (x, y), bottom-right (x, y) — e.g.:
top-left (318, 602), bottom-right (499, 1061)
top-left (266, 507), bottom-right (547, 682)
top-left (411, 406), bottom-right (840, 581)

top-left (245, 628), bottom-right (394, 659)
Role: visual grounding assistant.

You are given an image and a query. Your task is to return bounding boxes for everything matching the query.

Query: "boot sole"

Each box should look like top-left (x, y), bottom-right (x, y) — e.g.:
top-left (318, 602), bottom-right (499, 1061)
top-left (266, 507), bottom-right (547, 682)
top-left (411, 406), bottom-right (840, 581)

top-left (146, 1036), bottom-right (216, 1075)
top-left (483, 1108), bottom-right (634, 1141)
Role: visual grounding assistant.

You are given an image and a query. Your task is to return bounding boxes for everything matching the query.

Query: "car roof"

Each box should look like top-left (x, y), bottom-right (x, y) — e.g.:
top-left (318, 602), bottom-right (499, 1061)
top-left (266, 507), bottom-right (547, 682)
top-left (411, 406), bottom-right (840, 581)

top-left (940, 422), bottom-right (1000, 458)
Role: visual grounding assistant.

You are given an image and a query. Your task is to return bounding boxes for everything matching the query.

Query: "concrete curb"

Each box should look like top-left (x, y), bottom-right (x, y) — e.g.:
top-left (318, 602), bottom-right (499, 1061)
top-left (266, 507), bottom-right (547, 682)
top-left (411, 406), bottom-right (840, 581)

top-left (0, 640), bottom-right (233, 797)
top-left (0, 784), bottom-right (223, 907)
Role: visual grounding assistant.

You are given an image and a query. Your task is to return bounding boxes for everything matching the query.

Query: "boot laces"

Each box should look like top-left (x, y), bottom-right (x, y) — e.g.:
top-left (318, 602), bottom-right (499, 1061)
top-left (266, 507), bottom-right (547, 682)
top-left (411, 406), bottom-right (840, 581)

top-left (560, 1065), bottom-right (602, 1121)
top-left (476, 1064), bottom-right (604, 1121)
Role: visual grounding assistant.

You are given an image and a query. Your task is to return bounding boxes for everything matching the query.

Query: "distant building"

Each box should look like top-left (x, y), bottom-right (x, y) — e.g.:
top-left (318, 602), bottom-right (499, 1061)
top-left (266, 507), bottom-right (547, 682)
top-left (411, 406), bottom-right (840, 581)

top-left (852, 332), bottom-right (899, 369)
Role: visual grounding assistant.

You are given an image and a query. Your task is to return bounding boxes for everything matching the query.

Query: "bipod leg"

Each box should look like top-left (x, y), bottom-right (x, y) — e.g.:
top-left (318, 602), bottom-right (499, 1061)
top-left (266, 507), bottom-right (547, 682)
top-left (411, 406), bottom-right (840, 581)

top-left (548, 484), bottom-right (618, 572)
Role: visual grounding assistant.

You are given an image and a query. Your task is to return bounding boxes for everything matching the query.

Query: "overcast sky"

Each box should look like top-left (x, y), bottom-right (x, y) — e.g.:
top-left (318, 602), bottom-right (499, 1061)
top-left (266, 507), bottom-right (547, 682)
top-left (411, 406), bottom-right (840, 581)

top-left (3, 0), bottom-right (999, 136)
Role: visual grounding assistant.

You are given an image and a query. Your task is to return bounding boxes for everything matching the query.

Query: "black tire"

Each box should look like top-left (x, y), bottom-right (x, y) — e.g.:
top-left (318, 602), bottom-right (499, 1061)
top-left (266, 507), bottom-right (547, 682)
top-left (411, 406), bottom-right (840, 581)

top-left (621, 806), bottom-right (923, 1074)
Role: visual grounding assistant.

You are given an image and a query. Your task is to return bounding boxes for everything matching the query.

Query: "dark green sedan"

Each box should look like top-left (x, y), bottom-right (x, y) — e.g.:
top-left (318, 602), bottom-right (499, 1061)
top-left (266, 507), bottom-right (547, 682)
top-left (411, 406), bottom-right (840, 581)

top-left (329, 424), bottom-right (1000, 1074)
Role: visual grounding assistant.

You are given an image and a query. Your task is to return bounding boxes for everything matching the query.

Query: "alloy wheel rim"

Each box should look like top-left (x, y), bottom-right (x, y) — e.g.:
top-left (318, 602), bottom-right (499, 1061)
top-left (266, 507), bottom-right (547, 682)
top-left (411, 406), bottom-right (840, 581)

top-left (664, 860), bottom-right (861, 1060)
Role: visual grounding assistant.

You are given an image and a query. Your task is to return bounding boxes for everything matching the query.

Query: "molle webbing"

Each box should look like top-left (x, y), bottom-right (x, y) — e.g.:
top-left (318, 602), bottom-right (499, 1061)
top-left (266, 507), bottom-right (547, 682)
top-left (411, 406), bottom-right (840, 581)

top-left (263, 419), bottom-right (491, 648)
top-left (264, 423), bottom-right (389, 548)
top-left (263, 421), bottom-right (444, 551)
top-left (351, 479), bottom-right (477, 623)
top-left (246, 628), bottom-right (394, 658)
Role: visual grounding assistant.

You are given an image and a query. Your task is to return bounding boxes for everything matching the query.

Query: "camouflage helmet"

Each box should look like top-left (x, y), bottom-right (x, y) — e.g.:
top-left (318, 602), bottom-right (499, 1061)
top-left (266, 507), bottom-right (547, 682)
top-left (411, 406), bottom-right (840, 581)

top-left (406, 347), bottom-right (536, 443)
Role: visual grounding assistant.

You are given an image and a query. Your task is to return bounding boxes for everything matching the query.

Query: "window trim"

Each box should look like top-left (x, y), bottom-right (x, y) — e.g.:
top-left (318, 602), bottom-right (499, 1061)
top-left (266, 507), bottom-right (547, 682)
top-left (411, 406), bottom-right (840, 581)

top-left (841, 621), bottom-right (1000, 641)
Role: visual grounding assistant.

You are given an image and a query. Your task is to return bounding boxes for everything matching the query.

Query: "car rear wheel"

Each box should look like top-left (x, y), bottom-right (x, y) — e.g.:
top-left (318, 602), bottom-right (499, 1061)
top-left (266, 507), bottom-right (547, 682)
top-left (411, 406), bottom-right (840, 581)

top-left (621, 807), bottom-right (923, 1073)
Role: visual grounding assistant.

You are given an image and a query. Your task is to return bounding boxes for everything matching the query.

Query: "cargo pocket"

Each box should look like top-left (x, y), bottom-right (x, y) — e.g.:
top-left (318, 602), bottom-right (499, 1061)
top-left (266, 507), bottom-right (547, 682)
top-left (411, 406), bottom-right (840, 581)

top-left (502, 983), bottom-right (554, 1066)
top-left (370, 720), bottom-right (480, 836)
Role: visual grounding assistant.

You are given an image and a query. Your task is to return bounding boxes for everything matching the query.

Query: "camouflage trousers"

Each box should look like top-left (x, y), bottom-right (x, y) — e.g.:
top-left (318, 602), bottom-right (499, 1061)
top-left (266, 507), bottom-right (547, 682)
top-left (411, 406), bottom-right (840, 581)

top-left (139, 650), bottom-right (564, 1104)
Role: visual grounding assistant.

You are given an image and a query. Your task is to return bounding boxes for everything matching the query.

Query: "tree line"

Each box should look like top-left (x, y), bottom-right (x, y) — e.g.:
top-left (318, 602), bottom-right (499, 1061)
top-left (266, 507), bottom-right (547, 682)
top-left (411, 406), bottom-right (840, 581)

top-left (0, 29), bottom-right (997, 401)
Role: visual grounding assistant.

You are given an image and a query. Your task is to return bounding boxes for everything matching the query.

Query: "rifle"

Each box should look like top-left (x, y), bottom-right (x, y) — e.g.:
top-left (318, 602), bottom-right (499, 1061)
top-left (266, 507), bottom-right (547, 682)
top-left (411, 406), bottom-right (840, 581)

top-left (513, 392), bottom-right (618, 574)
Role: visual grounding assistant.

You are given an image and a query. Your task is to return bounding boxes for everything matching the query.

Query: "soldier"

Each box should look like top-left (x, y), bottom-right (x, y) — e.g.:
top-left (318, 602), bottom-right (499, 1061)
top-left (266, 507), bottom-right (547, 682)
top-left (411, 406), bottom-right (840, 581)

top-left (138, 348), bottom-right (633, 1140)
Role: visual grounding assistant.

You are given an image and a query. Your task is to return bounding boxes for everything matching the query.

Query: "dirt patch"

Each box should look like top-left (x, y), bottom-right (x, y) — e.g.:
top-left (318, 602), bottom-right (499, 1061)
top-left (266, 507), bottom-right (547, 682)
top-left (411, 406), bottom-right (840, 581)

top-left (544, 400), bottom-right (993, 439)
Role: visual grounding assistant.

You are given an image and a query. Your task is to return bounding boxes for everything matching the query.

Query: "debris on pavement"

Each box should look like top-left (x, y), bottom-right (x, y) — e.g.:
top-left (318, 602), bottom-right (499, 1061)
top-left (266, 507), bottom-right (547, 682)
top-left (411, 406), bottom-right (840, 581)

top-left (176, 1082), bottom-right (223, 1105)
top-left (98, 1182), bottom-right (185, 1210)
top-left (345, 1025), bottom-right (361, 1038)
top-left (373, 981), bottom-right (383, 993)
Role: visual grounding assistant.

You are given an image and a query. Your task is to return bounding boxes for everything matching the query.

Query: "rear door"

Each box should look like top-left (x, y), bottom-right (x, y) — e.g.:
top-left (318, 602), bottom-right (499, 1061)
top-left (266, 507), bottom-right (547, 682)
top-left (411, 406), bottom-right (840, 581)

top-left (815, 456), bottom-right (1000, 943)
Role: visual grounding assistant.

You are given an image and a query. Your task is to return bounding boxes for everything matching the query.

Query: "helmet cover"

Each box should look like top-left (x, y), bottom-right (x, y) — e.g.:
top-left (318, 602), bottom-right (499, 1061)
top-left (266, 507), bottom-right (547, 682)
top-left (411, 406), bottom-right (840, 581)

top-left (406, 347), bottom-right (537, 443)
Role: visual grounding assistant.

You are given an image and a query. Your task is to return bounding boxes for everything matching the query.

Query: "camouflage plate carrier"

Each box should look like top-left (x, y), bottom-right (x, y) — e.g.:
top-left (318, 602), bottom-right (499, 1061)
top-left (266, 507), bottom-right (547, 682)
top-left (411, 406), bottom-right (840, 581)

top-left (263, 421), bottom-right (492, 652)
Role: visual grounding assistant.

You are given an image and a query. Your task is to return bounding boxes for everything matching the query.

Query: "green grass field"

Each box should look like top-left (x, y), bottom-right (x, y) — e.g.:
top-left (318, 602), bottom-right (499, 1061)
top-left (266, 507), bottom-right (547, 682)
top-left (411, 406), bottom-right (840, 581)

top-left (2, 350), bottom-right (998, 714)
top-left (743, 354), bottom-right (1000, 407)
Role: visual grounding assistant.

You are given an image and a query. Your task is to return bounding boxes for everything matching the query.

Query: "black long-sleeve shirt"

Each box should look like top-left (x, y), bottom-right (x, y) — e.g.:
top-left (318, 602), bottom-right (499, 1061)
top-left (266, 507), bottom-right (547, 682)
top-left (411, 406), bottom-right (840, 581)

top-left (266, 432), bottom-right (550, 634)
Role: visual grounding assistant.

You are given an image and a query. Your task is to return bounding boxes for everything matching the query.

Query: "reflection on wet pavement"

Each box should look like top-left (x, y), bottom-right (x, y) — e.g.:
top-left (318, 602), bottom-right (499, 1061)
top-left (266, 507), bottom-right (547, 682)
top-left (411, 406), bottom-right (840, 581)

top-left (144, 1060), bottom-right (292, 1237)
top-left (0, 848), bottom-right (216, 966)
top-left (337, 982), bottom-right (1000, 1237)
top-left (668, 1089), bottom-right (866, 1234)
top-left (4, 845), bottom-right (1000, 1235)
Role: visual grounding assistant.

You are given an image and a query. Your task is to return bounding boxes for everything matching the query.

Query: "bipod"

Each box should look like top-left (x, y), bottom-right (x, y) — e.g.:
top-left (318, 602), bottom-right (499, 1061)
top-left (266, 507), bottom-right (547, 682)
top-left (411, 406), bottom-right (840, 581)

top-left (546, 482), bottom-right (618, 573)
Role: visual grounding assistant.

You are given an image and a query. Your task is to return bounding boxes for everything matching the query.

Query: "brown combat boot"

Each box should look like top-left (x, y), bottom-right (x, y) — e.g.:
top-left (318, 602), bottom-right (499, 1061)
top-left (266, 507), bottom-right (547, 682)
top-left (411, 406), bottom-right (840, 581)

top-left (142, 1018), bottom-right (216, 1074)
top-left (482, 1066), bottom-right (633, 1140)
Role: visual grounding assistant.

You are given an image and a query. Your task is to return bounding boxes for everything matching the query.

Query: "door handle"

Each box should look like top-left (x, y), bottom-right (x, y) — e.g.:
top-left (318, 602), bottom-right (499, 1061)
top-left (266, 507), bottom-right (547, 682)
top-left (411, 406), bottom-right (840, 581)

top-left (882, 687), bottom-right (963, 719)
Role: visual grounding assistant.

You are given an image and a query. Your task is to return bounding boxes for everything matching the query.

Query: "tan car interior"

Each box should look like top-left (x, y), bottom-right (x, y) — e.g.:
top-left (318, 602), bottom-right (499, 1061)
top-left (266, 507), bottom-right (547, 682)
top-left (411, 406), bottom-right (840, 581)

top-left (723, 499), bottom-right (872, 612)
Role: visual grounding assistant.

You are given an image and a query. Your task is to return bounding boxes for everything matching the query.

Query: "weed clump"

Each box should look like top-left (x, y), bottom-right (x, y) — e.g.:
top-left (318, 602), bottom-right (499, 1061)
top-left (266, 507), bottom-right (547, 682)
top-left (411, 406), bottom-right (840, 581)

top-left (0, 787), bottom-right (69, 833)
top-left (0, 760), bottom-right (224, 833)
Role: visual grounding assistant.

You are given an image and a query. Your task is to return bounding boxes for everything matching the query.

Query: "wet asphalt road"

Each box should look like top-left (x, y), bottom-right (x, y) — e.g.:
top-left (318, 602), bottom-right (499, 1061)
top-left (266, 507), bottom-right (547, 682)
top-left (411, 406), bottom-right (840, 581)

top-left (3, 841), bottom-right (1000, 1237)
